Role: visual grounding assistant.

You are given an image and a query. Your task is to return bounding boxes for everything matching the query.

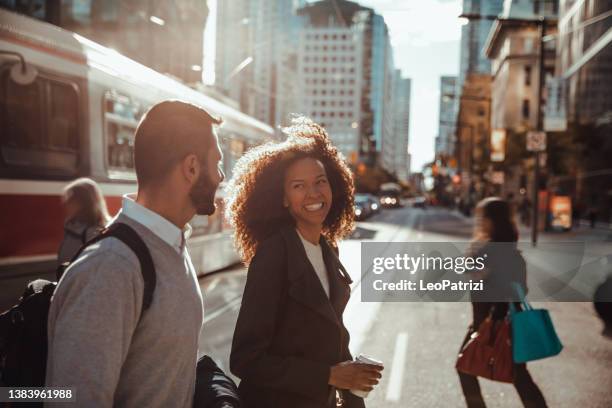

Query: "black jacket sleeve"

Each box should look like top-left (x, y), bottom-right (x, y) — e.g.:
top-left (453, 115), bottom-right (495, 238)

top-left (230, 238), bottom-right (331, 401)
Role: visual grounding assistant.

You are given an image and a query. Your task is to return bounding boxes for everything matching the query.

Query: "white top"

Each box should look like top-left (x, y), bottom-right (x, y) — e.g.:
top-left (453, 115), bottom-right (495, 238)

top-left (297, 230), bottom-right (330, 298)
top-left (121, 193), bottom-right (192, 254)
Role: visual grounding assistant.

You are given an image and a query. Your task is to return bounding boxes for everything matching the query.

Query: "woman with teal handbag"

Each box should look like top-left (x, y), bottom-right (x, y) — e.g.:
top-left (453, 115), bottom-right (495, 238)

top-left (457, 198), bottom-right (548, 408)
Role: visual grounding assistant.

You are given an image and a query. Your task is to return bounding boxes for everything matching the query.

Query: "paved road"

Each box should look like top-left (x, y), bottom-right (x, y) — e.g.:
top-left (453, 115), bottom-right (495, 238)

top-left (198, 206), bottom-right (612, 407)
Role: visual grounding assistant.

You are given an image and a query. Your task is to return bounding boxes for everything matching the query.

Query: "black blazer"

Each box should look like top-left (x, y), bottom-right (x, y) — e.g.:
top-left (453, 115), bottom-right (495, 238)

top-left (230, 227), bottom-right (366, 408)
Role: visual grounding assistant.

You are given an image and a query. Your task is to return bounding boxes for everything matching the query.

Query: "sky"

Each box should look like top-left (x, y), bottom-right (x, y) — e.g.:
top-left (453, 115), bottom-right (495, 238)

top-left (203, 0), bottom-right (464, 172)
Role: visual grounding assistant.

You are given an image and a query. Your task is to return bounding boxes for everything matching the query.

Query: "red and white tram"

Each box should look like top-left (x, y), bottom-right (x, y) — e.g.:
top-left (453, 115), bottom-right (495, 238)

top-left (0, 9), bottom-right (273, 301)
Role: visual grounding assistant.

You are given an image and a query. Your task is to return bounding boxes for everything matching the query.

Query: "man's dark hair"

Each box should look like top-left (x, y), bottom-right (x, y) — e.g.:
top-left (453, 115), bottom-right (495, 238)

top-left (134, 100), bottom-right (222, 188)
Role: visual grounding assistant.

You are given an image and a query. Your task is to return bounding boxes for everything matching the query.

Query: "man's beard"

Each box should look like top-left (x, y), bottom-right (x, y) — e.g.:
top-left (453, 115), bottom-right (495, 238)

top-left (189, 173), bottom-right (218, 216)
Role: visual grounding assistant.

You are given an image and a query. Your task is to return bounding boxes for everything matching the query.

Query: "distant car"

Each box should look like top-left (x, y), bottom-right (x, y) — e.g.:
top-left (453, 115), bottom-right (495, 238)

top-left (354, 202), bottom-right (370, 221)
top-left (364, 194), bottom-right (381, 214)
top-left (356, 194), bottom-right (379, 217)
top-left (380, 190), bottom-right (402, 208)
top-left (411, 196), bottom-right (427, 209)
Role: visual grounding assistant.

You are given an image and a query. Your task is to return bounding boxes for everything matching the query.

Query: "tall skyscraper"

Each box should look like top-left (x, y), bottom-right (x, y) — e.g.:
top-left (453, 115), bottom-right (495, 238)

top-left (392, 71), bottom-right (411, 182)
top-left (215, 0), bottom-right (306, 129)
top-left (457, 0), bottom-right (504, 92)
top-left (296, 0), bottom-right (394, 166)
top-left (436, 76), bottom-right (457, 157)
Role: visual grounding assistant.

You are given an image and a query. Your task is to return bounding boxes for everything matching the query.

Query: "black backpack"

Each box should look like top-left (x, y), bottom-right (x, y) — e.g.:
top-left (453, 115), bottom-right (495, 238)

top-left (0, 223), bottom-right (156, 388)
top-left (0, 222), bottom-right (240, 407)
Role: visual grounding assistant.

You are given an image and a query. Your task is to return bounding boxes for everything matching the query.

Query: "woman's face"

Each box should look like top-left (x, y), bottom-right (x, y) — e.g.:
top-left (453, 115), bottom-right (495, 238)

top-left (283, 157), bottom-right (333, 229)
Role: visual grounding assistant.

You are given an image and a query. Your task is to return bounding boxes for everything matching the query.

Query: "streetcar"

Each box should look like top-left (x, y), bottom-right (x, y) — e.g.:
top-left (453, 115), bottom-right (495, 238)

top-left (0, 9), bottom-right (274, 299)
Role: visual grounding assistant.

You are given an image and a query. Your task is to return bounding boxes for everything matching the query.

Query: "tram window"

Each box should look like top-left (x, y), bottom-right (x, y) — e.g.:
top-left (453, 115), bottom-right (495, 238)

top-left (104, 92), bottom-right (146, 177)
top-left (48, 81), bottom-right (78, 150)
top-left (0, 69), bottom-right (79, 175)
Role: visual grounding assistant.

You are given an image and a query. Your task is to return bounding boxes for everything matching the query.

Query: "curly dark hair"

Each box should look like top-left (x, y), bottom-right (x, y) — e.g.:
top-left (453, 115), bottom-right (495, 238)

top-left (225, 116), bottom-right (355, 264)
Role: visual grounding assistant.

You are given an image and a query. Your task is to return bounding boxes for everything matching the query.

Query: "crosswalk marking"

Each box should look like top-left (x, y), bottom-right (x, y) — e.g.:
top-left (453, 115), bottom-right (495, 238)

top-left (385, 332), bottom-right (409, 402)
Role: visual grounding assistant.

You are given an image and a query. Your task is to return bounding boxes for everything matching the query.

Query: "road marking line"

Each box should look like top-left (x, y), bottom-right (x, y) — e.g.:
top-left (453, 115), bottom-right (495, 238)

top-left (385, 332), bottom-right (409, 402)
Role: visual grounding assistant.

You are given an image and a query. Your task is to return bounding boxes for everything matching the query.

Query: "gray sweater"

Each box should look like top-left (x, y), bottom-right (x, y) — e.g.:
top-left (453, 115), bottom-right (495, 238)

top-left (46, 214), bottom-right (203, 408)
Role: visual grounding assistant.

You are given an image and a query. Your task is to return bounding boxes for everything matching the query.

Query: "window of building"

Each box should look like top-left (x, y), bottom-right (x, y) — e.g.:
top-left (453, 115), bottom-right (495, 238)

top-left (322, 90), bottom-right (327, 95)
top-left (323, 45), bottom-right (328, 51)
top-left (522, 99), bottom-right (530, 119)
top-left (321, 101), bottom-right (327, 106)
top-left (0, 69), bottom-right (80, 177)
top-left (332, 34), bottom-right (338, 40)
top-left (322, 79), bottom-right (327, 84)
top-left (524, 65), bottom-right (532, 86)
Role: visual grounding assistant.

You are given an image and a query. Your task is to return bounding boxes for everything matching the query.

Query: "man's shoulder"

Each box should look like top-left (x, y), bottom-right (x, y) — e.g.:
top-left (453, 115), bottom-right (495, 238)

top-left (64, 237), bottom-right (141, 281)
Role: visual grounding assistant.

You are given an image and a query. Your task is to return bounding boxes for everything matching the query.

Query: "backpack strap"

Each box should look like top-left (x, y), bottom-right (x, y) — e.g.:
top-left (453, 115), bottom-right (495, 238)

top-left (57, 223), bottom-right (156, 320)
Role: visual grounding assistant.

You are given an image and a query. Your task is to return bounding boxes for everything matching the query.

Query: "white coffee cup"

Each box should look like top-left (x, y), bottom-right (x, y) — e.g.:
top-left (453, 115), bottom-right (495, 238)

top-left (349, 354), bottom-right (384, 399)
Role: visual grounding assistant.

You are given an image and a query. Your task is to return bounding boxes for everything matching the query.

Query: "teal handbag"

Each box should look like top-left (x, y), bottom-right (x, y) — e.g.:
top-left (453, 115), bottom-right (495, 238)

top-left (509, 283), bottom-right (563, 363)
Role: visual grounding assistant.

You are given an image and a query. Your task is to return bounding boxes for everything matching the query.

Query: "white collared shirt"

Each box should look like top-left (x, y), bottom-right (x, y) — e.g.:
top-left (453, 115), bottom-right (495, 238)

top-left (120, 193), bottom-right (192, 254)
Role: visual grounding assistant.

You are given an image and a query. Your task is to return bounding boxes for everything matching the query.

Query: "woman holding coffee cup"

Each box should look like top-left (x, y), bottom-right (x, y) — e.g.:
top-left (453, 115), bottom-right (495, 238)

top-left (227, 117), bottom-right (383, 407)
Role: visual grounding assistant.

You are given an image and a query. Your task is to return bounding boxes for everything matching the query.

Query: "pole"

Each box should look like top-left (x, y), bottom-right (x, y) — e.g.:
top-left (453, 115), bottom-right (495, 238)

top-left (532, 17), bottom-right (546, 247)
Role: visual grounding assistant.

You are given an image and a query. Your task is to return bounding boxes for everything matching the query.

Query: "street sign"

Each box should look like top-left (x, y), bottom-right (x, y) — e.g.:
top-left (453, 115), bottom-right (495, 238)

top-left (527, 131), bottom-right (546, 152)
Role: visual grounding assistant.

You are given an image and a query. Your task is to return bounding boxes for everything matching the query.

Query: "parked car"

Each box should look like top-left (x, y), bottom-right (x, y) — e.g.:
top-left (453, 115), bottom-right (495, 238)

top-left (364, 194), bottom-right (381, 214)
top-left (356, 193), bottom-right (379, 217)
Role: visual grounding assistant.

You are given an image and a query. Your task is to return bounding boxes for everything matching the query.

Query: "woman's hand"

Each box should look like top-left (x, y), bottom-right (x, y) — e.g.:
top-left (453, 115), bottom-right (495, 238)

top-left (328, 361), bottom-right (383, 391)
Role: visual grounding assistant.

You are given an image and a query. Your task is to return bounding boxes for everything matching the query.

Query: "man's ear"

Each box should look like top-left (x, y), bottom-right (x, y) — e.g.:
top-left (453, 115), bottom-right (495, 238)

top-left (181, 154), bottom-right (200, 184)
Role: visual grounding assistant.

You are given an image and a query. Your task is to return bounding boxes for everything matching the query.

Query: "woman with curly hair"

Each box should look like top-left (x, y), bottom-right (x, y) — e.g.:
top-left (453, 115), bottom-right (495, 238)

top-left (226, 117), bottom-right (382, 408)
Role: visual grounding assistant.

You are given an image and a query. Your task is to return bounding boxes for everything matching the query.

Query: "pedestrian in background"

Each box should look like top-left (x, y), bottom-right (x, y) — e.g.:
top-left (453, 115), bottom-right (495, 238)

top-left (57, 178), bottom-right (110, 266)
top-left (226, 117), bottom-right (382, 408)
top-left (458, 197), bottom-right (548, 408)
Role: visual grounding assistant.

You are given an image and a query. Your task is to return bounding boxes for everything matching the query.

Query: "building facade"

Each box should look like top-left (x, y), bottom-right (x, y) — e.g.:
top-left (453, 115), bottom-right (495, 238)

top-left (457, 0), bottom-right (505, 95)
top-left (215, 0), bottom-right (305, 129)
top-left (73, 0), bottom-right (208, 83)
top-left (392, 71), bottom-right (411, 182)
top-left (436, 76), bottom-right (457, 157)
top-left (484, 0), bottom-right (558, 200)
top-left (296, 19), bottom-right (364, 160)
top-left (555, 0), bottom-right (612, 223)
top-left (297, 0), bottom-right (395, 166)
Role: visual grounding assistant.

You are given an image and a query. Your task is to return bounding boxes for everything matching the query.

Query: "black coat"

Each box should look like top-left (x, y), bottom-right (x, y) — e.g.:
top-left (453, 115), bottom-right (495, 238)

top-left (230, 227), bottom-right (366, 408)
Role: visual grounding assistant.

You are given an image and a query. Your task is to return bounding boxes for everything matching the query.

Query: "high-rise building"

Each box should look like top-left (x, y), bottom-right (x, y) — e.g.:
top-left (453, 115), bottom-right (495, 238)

top-left (484, 0), bottom-right (558, 198)
top-left (215, 0), bottom-right (306, 129)
top-left (2, 0), bottom-right (209, 84)
top-left (77, 1), bottom-right (208, 84)
top-left (436, 76), bottom-right (457, 157)
top-left (296, 0), bottom-right (394, 165)
top-left (557, 0), bottom-right (612, 125)
top-left (457, 0), bottom-right (504, 92)
top-left (555, 0), bottom-right (612, 223)
top-left (296, 7), bottom-right (364, 160)
top-left (392, 71), bottom-right (411, 182)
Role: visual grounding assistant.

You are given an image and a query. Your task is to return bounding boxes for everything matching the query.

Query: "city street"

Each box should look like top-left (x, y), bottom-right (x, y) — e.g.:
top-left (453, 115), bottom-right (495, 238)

top-left (198, 206), bottom-right (612, 407)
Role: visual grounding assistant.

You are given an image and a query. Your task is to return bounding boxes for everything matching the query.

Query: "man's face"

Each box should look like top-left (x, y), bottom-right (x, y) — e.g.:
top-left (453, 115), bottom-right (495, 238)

top-left (189, 133), bottom-right (224, 216)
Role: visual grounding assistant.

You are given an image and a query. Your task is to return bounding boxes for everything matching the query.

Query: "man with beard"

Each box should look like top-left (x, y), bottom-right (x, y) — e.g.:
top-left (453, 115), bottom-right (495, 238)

top-left (46, 100), bottom-right (224, 408)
